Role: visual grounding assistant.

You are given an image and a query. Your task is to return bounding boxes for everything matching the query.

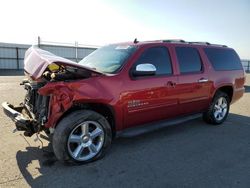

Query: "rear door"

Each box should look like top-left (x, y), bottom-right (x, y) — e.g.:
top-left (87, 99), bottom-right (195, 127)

top-left (174, 46), bottom-right (211, 114)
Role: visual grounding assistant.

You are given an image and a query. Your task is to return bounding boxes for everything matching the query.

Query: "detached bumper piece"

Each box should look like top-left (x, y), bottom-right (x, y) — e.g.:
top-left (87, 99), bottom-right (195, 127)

top-left (2, 102), bottom-right (35, 136)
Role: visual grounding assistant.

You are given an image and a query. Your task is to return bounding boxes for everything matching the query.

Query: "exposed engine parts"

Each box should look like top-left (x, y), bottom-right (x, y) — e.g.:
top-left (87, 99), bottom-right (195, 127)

top-left (42, 64), bottom-right (92, 82)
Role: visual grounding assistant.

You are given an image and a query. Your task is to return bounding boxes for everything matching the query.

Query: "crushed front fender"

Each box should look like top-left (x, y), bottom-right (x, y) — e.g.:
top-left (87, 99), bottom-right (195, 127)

top-left (38, 82), bottom-right (74, 128)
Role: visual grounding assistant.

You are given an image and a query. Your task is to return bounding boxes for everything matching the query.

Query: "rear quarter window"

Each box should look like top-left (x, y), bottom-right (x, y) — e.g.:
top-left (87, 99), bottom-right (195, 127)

top-left (204, 48), bottom-right (242, 71)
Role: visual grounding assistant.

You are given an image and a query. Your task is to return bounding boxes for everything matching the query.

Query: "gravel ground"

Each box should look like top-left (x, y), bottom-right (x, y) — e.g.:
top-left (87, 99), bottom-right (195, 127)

top-left (0, 74), bottom-right (250, 188)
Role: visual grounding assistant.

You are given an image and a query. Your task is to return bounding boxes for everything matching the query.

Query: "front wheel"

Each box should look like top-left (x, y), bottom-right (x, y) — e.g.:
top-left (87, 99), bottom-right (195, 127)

top-left (52, 110), bottom-right (112, 164)
top-left (203, 91), bottom-right (230, 125)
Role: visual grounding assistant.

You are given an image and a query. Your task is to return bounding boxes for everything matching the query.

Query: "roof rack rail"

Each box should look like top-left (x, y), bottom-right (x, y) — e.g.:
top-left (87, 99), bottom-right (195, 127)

top-left (143, 39), bottom-right (227, 47)
top-left (189, 41), bottom-right (211, 45)
top-left (189, 41), bottom-right (227, 47)
top-left (162, 39), bottom-right (186, 43)
top-left (210, 43), bottom-right (228, 47)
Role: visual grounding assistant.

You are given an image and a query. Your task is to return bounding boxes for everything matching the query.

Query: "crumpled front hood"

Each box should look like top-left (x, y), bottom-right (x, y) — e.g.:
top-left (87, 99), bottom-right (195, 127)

top-left (24, 46), bottom-right (102, 80)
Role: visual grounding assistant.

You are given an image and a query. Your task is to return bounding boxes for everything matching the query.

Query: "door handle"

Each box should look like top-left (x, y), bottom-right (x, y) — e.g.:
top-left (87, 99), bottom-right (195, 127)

top-left (198, 78), bottom-right (209, 83)
top-left (165, 81), bottom-right (176, 88)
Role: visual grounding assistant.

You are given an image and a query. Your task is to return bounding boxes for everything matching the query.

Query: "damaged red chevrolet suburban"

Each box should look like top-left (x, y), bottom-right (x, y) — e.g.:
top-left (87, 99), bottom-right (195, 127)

top-left (2, 39), bottom-right (245, 164)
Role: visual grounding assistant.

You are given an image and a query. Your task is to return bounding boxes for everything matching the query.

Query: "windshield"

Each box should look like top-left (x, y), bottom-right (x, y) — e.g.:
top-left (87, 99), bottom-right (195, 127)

top-left (79, 44), bottom-right (136, 73)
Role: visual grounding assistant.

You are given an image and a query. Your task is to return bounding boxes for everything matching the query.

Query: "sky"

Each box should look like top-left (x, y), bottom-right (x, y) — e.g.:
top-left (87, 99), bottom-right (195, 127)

top-left (0, 0), bottom-right (249, 59)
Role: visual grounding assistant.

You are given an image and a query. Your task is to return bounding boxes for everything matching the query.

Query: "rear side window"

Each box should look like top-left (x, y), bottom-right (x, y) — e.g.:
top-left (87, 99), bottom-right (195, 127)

top-left (176, 47), bottom-right (202, 73)
top-left (134, 46), bottom-right (172, 75)
top-left (204, 48), bottom-right (242, 71)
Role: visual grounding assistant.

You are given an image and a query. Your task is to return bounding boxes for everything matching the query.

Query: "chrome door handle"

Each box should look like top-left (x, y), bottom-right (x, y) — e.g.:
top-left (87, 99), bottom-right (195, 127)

top-left (198, 78), bottom-right (208, 83)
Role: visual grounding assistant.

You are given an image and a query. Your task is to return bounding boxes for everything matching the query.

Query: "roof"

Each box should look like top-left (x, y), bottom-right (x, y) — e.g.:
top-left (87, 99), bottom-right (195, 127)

top-left (115, 39), bottom-right (228, 48)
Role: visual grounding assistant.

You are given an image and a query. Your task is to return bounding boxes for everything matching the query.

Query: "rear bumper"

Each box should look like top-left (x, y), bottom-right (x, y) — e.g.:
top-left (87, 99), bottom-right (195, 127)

top-left (231, 87), bottom-right (245, 104)
top-left (2, 102), bottom-right (32, 131)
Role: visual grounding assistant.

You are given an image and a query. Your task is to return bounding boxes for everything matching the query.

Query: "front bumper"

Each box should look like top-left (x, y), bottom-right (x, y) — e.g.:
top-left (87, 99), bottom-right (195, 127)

top-left (2, 102), bottom-right (32, 131)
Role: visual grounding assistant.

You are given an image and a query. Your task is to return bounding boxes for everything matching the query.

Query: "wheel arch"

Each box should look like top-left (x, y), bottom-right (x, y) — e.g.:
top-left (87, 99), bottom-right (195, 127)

top-left (213, 85), bottom-right (234, 102)
top-left (56, 103), bottom-right (116, 138)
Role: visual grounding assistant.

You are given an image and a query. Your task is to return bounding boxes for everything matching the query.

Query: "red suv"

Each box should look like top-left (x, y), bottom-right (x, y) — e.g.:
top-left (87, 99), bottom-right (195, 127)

top-left (2, 39), bottom-right (245, 164)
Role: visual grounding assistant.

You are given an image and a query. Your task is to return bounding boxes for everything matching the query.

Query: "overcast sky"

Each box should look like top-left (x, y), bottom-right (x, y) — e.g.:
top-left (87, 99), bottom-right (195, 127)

top-left (0, 0), bottom-right (249, 59)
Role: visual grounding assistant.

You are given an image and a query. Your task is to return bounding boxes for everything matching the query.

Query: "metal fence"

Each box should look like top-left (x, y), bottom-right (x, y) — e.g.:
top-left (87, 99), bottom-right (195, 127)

top-left (0, 45), bottom-right (27, 69)
top-left (0, 41), bottom-right (97, 70)
top-left (242, 59), bottom-right (250, 73)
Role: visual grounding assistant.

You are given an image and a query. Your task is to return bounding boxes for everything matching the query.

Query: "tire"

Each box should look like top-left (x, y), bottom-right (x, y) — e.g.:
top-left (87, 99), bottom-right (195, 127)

top-left (203, 91), bottom-right (230, 125)
top-left (52, 110), bottom-right (112, 164)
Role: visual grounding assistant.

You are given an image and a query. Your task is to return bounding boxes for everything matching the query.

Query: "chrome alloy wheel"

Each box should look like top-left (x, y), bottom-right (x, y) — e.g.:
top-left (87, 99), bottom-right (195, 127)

top-left (213, 97), bottom-right (228, 121)
top-left (67, 121), bottom-right (104, 161)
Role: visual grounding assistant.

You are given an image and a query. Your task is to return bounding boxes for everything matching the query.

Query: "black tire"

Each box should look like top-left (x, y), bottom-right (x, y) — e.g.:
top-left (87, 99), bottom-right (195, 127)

top-left (52, 110), bottom-right (112, 165)
top-left (203, 91), bottom-right (230, 125)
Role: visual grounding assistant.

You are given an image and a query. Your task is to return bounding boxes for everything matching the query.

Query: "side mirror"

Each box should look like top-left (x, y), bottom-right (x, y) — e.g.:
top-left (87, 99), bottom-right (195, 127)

top-left (133, 63), bottom-right (156, 77)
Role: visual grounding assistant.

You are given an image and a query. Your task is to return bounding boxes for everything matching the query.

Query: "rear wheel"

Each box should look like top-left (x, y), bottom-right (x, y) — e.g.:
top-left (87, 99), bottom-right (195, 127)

top-left (203, 91), bottom-right (230, 125)
top-left (52, 110), bottom-right (112, 164)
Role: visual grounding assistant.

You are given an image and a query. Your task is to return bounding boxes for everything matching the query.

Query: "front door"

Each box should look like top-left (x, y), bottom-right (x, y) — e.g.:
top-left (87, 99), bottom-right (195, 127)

top-left (121, 46), bottom-right (179, 128)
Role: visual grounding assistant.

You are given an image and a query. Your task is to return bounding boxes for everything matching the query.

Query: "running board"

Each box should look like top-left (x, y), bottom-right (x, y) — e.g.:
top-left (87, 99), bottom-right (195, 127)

top-left (116, 113), bottom-right (202, 138)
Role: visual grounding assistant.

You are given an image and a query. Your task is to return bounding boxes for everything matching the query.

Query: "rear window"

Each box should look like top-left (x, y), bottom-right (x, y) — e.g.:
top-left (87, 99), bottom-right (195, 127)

top-left (176, 47), bottom-right (202, 73)
top-left (204, 48), bottom-right (242, 71)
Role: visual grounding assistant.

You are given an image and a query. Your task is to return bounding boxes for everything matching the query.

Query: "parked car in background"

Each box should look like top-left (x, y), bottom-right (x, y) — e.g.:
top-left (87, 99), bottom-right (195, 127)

top-left (2, 39), bottom-right (245, 164)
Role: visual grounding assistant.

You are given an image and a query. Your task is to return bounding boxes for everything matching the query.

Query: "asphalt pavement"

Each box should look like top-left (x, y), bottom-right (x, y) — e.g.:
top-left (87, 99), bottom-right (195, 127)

top-left (0, 74), bottom-right (250, 188)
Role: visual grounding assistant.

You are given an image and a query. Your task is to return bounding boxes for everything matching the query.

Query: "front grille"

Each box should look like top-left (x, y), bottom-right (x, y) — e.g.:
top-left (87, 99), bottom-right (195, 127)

top-left (24, 81), bottom-right (49, 124)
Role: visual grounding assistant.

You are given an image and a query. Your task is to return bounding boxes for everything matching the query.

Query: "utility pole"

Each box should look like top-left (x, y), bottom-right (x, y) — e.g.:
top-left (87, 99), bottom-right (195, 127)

top-left (75, 41), bottom-right (78, 62)
top-left (38, 36), bottom-right (41, 48)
